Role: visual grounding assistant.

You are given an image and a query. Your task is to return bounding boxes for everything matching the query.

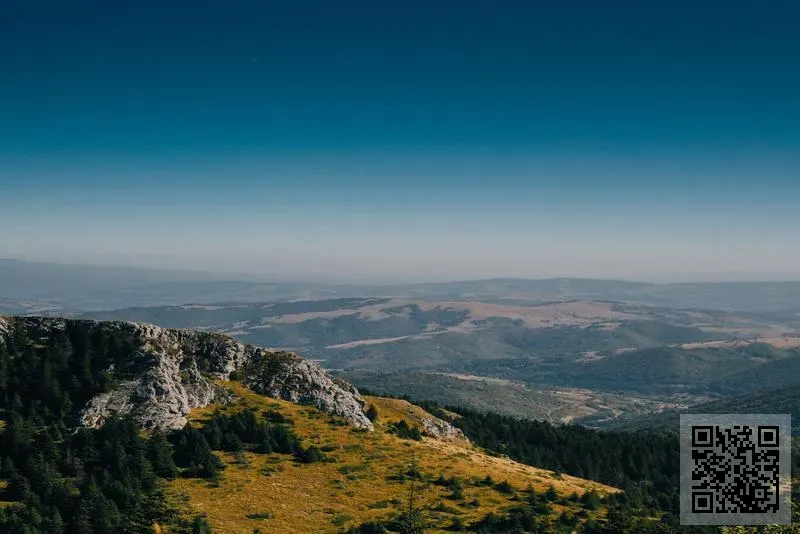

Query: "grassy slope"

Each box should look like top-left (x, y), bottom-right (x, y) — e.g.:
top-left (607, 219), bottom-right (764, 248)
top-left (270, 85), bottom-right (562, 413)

top-left (168, 383), bottom-right (617, 533)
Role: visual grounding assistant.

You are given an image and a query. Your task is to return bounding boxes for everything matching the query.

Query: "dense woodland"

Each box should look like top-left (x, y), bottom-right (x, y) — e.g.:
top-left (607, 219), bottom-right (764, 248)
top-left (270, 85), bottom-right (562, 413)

top-left (0, 318), bottom-right (191, 533)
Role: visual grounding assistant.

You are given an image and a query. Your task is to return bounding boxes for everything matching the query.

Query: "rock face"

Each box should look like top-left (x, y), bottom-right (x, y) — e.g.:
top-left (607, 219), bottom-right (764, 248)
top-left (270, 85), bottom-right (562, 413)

top-left (420, 416), bottom-right (467, 442)
top-left (1, 317), bottom-right (373, 431)
top-left (243, 355), bottom-right (373, 430)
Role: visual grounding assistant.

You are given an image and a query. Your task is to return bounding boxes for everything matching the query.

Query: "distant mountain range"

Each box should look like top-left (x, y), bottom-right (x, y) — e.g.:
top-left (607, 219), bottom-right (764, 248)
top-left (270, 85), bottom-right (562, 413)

top-left (4, 258), bottom-right (800, 313)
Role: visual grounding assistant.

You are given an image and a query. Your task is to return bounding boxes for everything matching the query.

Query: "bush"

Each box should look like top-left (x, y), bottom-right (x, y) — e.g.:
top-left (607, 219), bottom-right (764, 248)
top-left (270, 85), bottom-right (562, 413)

top-left (295, 445), bottom-right (325, 464)
top-left (387, 420), bottom-right (423, 441)
top-left (494, 480), bottom-right (514, 494)
top-left (346, 522), bottom-right (387, 534)
top-left (449, 516), bottom-right (466, 531)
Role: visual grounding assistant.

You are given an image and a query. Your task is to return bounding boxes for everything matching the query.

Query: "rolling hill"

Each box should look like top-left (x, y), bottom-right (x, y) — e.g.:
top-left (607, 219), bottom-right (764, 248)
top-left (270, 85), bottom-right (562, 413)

top-left (73, 297), bottom-right (800, 425)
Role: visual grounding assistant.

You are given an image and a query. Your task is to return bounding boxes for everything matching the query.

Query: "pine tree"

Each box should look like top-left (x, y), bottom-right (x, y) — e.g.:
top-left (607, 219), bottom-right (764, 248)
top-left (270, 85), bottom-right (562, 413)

top-left (147, 430), bottom-right (178, 479)
top-left (396, 463), bottom-right (426, 534)
top-left (174, 426), bottom-right (221, 479)
top-left (0, 341), bottom-right (9, 397)
top-left (191, 515), bottom-right (213, 534)
top-left (46, 506), bottom-right (64, 534)
top-left (604, 505), bottom-right (634, 534)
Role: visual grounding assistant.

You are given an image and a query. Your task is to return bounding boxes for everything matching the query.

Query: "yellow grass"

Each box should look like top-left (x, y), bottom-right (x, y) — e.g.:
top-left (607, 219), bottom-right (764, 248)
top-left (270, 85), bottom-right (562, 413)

top-left (168, 383), bottom-right (617, 534)
top-left (0, 480), bottom-right (17, 509)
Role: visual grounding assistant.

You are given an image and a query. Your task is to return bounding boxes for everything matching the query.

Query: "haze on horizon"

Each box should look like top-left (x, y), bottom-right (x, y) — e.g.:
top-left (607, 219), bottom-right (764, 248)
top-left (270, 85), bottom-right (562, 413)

top-left (2, 2), bottom-right (799, 283)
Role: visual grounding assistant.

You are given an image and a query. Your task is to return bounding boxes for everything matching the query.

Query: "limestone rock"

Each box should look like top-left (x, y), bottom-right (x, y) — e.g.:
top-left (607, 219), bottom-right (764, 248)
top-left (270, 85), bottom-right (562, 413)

top-left (1, 316), bottom-right (373, 431)
top-left (243, 353), bottom-right (373, 430)
top-left (420, 416), bottom-right (467, 441)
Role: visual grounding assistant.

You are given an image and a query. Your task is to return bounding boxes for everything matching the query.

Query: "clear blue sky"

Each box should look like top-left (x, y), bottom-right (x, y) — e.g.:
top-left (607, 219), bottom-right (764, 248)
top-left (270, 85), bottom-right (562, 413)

top-left (1, 1), bottom-right (799, 281)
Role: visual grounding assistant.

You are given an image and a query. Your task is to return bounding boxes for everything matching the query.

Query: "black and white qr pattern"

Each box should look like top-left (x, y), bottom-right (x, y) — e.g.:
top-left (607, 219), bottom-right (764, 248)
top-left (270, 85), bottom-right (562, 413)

top-left (690, 424), bottom-right (780, 513)
top-left (680, 414), bottom-right (791, 526)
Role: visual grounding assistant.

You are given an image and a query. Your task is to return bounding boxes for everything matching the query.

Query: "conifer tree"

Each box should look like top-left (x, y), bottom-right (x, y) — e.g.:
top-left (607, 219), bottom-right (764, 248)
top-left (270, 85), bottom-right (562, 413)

top-left (147, 430), bottom-right (178, 479)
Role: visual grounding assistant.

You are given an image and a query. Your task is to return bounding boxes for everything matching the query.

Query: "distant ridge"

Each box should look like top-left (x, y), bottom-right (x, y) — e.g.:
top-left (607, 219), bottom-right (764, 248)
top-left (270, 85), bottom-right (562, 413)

top-left (3, 258), bottom-right (800, 312)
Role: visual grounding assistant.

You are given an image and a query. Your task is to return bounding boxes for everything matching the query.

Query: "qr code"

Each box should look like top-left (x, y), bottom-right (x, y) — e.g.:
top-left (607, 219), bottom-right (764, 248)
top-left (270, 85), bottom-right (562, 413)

top-left (690, 425), bottom-right (780, 512)
top-left (680, 414), bottom-right (791, 526)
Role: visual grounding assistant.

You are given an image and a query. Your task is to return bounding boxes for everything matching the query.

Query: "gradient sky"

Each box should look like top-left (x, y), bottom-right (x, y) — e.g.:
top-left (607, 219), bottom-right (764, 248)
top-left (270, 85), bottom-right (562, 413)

top-left (1, 1), bottom-right (799, 282)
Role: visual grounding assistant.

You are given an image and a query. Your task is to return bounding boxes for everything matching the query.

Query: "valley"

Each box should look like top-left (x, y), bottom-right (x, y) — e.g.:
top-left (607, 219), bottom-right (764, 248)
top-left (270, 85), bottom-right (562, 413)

top-left (75, 295), bottom-right (800, 426)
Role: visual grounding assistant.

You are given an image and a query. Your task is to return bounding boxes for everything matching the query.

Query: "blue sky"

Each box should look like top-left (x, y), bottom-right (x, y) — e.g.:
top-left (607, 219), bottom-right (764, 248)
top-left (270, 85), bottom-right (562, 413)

top-left (1, 1), bottom-right (799, 281)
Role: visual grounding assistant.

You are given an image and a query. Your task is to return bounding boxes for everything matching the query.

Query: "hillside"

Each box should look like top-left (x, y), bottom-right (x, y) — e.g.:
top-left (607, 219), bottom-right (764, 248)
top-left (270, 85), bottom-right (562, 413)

top-left (79, 299), bottom-right (791, 356)
top-left (169, 383), bottom-right (617, 533)
top-left (0, 316), bottom-right (617, 533)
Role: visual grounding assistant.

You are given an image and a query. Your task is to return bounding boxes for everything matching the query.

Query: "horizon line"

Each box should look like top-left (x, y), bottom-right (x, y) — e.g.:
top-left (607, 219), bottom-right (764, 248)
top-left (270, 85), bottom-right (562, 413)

top-left (3, 257), bottom-right (800, 286)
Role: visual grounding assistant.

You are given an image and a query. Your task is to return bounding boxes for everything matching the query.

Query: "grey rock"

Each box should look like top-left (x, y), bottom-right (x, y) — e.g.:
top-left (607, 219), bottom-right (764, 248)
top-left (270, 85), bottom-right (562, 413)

top-left (243, 354), bottom-right (373, 430)
top-left (419, 416), bottom-right (467, 441)
top-left (2, 317), bottom-right (373, 431)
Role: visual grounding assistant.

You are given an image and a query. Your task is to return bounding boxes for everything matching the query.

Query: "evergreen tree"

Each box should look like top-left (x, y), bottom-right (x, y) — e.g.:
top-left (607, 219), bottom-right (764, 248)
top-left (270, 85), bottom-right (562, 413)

top-left (173, 425), bottom-right (222, 479)
top-left (191, 515), bottom-right (213, 534)
top-left (147, 430), bottom-right (178, 479)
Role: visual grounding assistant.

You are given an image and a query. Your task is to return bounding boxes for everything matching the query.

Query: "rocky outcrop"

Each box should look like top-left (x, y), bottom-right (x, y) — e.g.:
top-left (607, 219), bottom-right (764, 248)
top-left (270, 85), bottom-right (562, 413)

top-left (242, 354), bottom-right (373, 430)
top-left (420, 416), bottom-right (467, 442)
top-left (1, 317), bottom-right (373, 431)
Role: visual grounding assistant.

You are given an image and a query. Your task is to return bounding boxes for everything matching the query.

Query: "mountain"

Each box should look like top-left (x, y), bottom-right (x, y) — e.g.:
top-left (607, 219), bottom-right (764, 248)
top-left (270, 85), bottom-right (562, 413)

top-left (0, 259), bottom-right (329, 312)
top-left (0, 316), bottom-right (619, 533)
top-left (5, 259), bottom-right (800, 313)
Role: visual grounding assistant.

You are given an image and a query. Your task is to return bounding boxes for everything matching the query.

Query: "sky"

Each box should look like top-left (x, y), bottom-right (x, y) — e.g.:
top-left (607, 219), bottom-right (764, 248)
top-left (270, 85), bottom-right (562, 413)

top-left (1, 1), bottom-right (799, 282)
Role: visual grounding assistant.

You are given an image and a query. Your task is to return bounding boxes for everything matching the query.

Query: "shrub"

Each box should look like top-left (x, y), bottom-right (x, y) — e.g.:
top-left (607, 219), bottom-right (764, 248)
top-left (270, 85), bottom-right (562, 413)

top-left (387, 420), bottom-right (423, 441)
